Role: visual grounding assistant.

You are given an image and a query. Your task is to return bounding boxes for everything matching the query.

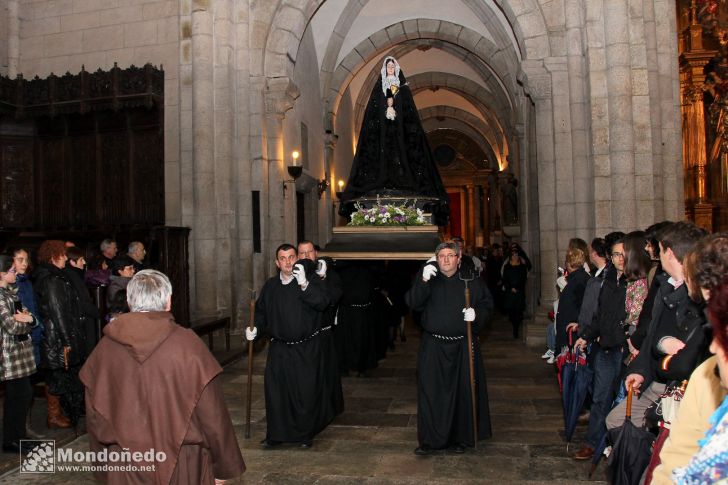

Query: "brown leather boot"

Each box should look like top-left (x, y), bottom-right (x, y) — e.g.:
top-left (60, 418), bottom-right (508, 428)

top-left (46, 392), bottom-right (71, 429)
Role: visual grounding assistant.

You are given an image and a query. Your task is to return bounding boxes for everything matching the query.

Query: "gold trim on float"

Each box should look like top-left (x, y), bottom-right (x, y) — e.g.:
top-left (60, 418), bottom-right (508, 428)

top-left (318, 251), bottom-right (434, 260)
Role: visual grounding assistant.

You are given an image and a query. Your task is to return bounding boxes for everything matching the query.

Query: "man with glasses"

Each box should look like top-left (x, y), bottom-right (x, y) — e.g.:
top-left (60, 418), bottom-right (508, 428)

top-left (406, 241), bottom-right (494, 455)
top-left (572, 237), bottom-right (628, 460)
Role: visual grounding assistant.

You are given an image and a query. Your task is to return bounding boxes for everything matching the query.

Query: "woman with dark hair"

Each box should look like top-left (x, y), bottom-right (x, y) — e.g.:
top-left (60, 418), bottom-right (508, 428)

top-left (502, 246), bottom-right (529, 339)
top-left (622, 232), bottom-right (651, 358)
top-left (33, 240), bottom-right (84, 428)
top-left (632, 222), bottom-right (673, 352)
top-left (10, 247), bottom-right (46, 439)
top-left (0, 254), bottom-right (37, 453)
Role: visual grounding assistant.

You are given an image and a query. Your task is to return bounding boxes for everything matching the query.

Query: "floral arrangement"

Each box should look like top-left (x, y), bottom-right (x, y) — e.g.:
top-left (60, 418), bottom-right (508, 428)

top-left (348, 199), bottom-right (426, 226)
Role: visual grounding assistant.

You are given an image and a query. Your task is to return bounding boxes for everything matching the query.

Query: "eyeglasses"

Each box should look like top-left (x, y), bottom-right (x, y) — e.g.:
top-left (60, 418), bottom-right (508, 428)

top-left (611, 252), bottom-right (624, 259)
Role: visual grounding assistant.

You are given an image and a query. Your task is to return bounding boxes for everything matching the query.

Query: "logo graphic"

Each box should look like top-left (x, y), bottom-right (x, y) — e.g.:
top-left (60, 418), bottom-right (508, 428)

top-left (20, 440), bottom-right (55, 474)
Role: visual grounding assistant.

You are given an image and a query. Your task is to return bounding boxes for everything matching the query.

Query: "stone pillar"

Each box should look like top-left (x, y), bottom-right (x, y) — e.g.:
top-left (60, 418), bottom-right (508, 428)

top-left (466, 184), bottom-right (476, 248)
top-left (7, 0), bottom-right (18, 78)
top-left (323, 131), bottom-right (338, 243)
top-left (264, 78), bottom-right (300, 251)
top-left (191, 0), bottom-right (217, 317)
top-left (565, 0), bottom-right (593, 237)
top-left (605, 0), bottom-right (637, 230)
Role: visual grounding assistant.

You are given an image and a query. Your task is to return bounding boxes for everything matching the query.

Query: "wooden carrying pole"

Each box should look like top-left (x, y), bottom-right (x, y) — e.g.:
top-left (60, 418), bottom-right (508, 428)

top-left (463, 277), bottom-right (478, 449)
top-left (245, 291), bottom-right (256, 439)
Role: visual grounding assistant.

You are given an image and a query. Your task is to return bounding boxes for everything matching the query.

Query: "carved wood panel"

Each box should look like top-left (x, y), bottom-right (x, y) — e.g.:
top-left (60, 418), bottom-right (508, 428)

top-left (0, 137), bottom-right (35, 227)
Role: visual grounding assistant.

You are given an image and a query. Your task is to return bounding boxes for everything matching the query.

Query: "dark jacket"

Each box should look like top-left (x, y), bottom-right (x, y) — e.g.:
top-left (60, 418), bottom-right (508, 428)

top-left (628, 274), bottom-right (710, 388)
top-left (33, 263), bottom-right (85, 370)
top-left (580, 266), bottom-right (627, 350)
top-left (63, 266), bottom-right (101, 358)
top-left (501, 262), bottom-right (528, 312)
top-left (555, 267), bottom-right (590, 350)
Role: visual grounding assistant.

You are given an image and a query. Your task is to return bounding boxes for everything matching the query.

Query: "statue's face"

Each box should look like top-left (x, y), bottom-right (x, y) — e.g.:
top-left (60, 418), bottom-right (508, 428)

top-left (386, 61), bottom-right (395, 76)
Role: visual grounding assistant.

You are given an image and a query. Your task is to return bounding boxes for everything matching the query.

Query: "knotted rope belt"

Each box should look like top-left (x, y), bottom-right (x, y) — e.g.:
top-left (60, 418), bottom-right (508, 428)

top-left (271, 329), bottom-right (320, 346)
top-left (427, 331), bottom-right (466, 341)
top-left (347, 302), bottom-right (371, 308)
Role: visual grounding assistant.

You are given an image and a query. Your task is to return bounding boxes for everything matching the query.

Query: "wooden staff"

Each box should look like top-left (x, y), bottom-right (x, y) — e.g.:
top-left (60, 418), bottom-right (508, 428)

top-left (460, 270), bottom-right (478, 449)
top-left (245, 290), bottom-right (256, 439)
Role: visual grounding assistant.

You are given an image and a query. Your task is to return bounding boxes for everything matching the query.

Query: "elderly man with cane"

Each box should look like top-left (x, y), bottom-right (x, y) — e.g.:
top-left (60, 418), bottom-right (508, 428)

top-left (406, 241), bottom-right (494, 455)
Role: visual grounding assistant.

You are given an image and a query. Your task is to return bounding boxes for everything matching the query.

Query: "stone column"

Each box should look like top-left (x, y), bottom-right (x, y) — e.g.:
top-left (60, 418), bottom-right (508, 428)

top-left (466, 184), bottom-right (476, 248)
top-left (323, 131), bottom-right (338, 242)
top-left (605, 0), bottom-right (637, 231)
top-left (264, 78), bottom-right (300, 251)
top-left (7, 0), bottom-right (18, 78)
top-left (565, 0), bottom-right (592, 237)
top-left (191, 0), bottom-right (217, 317)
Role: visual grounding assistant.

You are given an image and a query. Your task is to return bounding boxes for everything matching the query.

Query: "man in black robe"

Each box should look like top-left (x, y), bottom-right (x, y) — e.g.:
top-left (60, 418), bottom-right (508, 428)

top-left (406, 241), bottom-right (493, 455)
top-left (297, 240), bottom-right (344, 431)
top-left (248, 244), bottom-right (329, 448)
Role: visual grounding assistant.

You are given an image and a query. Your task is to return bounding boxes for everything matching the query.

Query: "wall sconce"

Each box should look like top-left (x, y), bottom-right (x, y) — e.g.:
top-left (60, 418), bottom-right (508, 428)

top-left (335, 179), bottom-right (345, 199)
top-left (317, 178), bottom-right (329, 199)
top-left (283, 150), bottom-right (303, 196)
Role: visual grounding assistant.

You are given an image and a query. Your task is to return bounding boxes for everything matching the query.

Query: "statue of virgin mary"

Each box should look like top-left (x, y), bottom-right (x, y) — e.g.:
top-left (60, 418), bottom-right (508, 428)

top-left (339, 56), bottom-right (449, 225)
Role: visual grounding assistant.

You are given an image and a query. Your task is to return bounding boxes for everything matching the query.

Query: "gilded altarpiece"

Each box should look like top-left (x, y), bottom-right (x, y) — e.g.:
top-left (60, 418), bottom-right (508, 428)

top-left (679, 0), bottom-right (728, 232)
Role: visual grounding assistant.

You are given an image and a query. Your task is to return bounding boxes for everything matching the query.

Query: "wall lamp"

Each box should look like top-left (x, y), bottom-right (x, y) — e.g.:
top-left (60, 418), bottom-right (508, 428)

top-left (317, 178), bottom-right (329, 199)
top-left (283, 150), bottom-right (302, 196)
top-left (335, 179), bottom-right (345, 199)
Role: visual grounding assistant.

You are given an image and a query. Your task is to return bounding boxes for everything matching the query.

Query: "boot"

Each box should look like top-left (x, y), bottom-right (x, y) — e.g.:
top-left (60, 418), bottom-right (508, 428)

top-left (46, 392), bottom-right (71, 429)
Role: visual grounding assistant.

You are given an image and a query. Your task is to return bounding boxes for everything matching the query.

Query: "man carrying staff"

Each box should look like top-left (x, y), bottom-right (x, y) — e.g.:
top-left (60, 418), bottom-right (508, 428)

top-left (247, 243), bottom-right (330, 448)
top-left (406, 241), bottom-right (494, 455)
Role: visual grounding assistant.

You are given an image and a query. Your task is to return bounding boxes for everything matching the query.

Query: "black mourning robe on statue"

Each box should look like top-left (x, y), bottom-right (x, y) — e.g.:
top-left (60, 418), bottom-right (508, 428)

top-left (339, 69), bottom-right (449, 225)
top-left (405, 266), bottom-right (493, 449)
top-left (255, 274), bottom-right (329, 443)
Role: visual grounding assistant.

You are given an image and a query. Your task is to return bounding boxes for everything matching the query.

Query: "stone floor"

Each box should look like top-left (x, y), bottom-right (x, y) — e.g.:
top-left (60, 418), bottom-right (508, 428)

top-left (1, 313), bottom-right (608, 483)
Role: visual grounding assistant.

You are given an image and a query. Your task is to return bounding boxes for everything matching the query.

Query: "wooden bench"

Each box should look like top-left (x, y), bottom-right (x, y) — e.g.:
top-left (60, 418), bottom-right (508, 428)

top-left (191, 316), bottom-right (231, 352)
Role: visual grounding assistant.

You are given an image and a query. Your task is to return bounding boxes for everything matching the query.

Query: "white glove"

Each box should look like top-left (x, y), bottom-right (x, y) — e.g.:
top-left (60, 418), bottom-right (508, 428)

top-left (463, 307), bottom-right (475, 322)
top-left (292, 264), bottom-right (308, 287)
top-left (422, 264), bottom-right (438, 282)
top-left (245, 327), bottom-right (257, 341)
top-left (316, 259), bottom-right (327, 278)
top-left (426, 255), bottom-right (436, 264)
top-left (556, 275), bottom-right (567, 291)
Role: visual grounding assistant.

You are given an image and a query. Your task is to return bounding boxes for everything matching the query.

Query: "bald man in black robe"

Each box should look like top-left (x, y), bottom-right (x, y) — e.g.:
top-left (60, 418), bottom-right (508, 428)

top-left (250, 244), bottom-right (329, 448)
top-left (406, 241), bottom-right (493, 455)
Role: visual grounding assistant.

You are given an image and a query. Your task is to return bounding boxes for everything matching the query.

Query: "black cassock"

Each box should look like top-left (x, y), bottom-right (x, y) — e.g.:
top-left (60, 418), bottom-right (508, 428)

top-left (405, 266), bottom-right (494, 449)
top-left (314, 263), bottom-right (344, 433)
top-left (255, 275), bottom-right (329, 443)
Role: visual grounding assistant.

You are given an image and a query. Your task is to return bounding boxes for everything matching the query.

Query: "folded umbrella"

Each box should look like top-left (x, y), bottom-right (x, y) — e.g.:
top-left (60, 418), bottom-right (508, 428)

top-left (606, 386), bottom-right (655, 485)
top-left (561, 345), bottom-right (593, 448)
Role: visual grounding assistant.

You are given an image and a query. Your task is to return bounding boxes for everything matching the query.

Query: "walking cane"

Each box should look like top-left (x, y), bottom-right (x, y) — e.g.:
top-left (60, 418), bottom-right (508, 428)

top-left (245, 290), bottom-right (256, 439)
top-left (459, 269), bottom-right (478, 449)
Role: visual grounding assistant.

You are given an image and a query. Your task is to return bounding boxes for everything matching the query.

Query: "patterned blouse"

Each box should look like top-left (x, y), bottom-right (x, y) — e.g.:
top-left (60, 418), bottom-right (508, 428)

top-left (0, 286), bottom-right (36, 381)
top-left (674, 395), bottom-right (728, 484)
top-left (624, 278), bottom-right (648, 326)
